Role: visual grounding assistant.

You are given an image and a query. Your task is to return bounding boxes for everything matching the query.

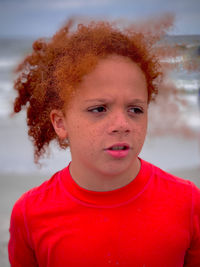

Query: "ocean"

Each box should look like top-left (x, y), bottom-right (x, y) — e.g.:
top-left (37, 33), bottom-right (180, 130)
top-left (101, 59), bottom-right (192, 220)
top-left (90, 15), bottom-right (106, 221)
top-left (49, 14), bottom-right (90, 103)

top-left (0, 36), bottom-right (200, 174)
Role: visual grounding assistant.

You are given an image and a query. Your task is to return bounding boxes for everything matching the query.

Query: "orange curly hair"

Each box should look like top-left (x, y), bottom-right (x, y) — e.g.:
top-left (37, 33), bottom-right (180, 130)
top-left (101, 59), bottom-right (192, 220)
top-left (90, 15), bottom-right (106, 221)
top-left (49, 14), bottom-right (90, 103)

top-left (13, 18), bottom-right (164, 162)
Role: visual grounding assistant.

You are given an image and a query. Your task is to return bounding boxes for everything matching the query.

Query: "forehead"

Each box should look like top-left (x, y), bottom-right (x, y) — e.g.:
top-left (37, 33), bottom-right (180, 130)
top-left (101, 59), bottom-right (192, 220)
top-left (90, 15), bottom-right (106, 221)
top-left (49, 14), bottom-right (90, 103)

top-left (65, 55), bottom-right (148, 107)
top-left (83, 55), bottom-right (144, 81)
top-left (77, 55), bottom-right (147, 94)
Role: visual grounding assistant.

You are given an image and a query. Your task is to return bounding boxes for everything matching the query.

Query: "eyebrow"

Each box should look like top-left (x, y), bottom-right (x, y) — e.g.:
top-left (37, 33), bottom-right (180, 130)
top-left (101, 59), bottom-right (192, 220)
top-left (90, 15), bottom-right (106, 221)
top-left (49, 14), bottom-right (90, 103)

top-left (84, 98), bottom-right (111, 103)
top-left (84, 98), bottom-right (147, 104)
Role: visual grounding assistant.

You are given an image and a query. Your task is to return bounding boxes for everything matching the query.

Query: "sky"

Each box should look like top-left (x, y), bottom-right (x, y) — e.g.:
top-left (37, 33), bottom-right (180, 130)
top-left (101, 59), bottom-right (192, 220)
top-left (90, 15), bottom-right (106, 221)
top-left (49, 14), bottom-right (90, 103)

top-left (0, 0), bottom-right (200, 38)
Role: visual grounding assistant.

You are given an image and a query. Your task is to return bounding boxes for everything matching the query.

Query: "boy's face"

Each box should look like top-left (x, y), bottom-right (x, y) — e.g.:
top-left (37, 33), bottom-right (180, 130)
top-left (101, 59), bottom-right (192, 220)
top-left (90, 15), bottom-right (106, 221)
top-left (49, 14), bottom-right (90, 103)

top-left (52, 55), bottom-right (148, 181)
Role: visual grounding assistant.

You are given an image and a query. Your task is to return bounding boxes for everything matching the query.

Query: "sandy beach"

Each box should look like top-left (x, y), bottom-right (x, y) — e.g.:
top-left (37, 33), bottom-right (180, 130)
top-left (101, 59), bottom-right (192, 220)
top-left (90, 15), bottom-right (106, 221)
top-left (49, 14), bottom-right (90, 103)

top-left (0, 172), bottom-right (47, 267)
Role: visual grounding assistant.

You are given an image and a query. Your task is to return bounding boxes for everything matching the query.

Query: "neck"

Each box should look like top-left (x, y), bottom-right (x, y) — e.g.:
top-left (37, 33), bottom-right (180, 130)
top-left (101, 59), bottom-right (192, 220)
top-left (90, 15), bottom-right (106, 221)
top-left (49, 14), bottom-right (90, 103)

top-left (69, 158), bottom-right (141, 192)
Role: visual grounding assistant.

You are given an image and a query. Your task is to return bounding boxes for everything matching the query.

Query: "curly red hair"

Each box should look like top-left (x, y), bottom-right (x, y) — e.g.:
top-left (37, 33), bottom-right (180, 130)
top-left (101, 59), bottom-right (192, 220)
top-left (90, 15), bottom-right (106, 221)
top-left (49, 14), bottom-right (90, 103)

top-left (13, 18), bottom-right (165, 162)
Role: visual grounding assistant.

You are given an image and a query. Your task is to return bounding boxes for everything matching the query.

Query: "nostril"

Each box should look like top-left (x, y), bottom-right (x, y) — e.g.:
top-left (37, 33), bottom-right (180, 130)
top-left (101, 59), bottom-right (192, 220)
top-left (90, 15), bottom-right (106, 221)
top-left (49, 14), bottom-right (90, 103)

top-left (110, 128), bottom-right (130, 134)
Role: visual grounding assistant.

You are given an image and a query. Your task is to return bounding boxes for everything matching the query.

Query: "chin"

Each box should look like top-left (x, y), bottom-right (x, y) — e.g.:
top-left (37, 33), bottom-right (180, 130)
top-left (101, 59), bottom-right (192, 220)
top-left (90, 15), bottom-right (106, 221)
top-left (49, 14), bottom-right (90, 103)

top-left (98, 163), bottom-right (132, 177)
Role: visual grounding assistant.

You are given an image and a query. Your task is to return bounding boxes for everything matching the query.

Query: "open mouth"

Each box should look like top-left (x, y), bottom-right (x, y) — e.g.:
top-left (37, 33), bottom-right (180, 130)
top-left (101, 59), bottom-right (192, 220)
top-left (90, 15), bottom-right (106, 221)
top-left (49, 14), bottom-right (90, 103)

top-left (105, 144), bottom-right (130, 158)
top-left (108, 145), bottom-right (129, 151)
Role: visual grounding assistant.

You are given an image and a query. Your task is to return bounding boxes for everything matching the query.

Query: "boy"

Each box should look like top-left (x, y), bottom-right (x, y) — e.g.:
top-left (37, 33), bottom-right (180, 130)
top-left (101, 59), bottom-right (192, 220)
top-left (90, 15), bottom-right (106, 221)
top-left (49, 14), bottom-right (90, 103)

top-left (8, 19), bottom-right (200, 266)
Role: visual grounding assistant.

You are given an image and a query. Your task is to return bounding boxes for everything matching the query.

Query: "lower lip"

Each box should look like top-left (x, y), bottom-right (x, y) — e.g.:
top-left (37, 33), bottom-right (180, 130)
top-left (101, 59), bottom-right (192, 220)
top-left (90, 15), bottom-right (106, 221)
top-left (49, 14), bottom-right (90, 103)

top-left (105, 149), bottom-right (130, 159)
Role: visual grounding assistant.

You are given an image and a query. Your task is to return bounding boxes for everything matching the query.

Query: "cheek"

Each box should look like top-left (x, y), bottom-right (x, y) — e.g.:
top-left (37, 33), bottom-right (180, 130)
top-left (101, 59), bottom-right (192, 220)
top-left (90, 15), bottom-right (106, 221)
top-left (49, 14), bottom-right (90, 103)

top-left (135, 120), bottom-right (147, 141)
top-left (66, 119), bottom-right (82, 143)
top-left (68, 121), bottom-right (97, 147)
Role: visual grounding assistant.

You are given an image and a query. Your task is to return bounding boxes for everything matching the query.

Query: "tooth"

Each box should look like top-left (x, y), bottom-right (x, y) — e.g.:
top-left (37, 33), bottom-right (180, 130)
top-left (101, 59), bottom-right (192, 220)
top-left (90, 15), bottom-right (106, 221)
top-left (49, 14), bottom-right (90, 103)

top-left (111, 146), bottom-right (125, 150)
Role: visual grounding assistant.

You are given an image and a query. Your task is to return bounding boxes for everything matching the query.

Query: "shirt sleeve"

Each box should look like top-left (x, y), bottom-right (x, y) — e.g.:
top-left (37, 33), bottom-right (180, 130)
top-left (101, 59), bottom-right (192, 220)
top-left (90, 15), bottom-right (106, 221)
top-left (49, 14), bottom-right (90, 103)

top-left (184, 183), bottom-right (200, 267)
top-left (8, 194), bottom-right (38, 267)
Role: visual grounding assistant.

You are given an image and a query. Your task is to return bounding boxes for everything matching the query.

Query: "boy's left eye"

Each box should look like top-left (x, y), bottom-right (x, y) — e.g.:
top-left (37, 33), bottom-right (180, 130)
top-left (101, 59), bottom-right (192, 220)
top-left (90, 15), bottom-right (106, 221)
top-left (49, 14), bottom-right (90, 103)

top-left (88, 106), bottom-right (106, 113)
top-left (128, 107), bottom-right (143, 114)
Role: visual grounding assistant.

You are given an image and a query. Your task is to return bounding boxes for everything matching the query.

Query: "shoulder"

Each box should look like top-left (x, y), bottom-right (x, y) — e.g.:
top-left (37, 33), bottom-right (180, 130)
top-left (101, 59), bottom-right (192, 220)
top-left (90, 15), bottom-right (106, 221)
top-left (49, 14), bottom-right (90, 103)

top-left (11, 166), bottom-right (68, 217)
top-left (9, 167), bottom-right (70, 250)
top-left (145, 159), bottom-right (198, 187)
top-left (141, 159), bottom-right (200, 201)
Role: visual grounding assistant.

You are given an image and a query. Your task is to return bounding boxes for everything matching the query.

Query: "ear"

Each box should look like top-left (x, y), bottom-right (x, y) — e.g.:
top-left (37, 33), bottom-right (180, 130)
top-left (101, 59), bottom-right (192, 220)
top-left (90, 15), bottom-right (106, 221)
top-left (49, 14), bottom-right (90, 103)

top-left (50, 109), bottom-right (68, 140)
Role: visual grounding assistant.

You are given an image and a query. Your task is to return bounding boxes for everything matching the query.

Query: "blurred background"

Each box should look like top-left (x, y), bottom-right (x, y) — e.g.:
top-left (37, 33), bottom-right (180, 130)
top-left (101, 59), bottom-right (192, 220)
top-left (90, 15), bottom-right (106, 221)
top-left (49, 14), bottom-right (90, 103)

top-left (0, 0), bottom-right (200, 265)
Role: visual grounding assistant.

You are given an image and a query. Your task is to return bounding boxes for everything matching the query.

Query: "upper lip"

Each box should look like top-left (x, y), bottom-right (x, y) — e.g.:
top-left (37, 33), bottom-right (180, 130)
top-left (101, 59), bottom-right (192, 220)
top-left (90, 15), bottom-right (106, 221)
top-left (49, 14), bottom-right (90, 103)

top-left (105, 143), bottom-right (130, 150)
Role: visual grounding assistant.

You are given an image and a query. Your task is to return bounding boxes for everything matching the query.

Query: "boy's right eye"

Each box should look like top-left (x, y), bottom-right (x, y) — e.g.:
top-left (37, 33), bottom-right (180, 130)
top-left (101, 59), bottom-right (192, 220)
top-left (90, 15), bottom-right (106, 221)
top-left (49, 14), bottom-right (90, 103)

top-left (88, 106), bottom-right (106, 113)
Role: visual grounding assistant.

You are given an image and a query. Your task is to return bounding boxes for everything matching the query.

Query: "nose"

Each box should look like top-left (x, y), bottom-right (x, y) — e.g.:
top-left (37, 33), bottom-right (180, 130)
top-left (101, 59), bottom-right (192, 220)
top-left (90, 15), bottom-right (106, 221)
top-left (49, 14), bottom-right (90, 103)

top-left (108, 110), bottom-right (131, 135)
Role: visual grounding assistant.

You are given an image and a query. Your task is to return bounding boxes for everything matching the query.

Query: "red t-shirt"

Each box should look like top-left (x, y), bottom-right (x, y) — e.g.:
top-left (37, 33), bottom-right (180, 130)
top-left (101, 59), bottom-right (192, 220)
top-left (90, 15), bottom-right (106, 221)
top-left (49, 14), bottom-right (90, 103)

top-left (8, 159), bottom-right (200, 266)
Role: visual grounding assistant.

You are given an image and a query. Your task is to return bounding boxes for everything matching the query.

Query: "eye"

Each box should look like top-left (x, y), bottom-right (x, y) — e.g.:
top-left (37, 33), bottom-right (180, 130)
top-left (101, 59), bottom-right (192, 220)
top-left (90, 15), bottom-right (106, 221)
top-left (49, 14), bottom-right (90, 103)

top-left (88, 106), bottom-right (107, 113)
top-left (128, 107), bottom-right (144, 114)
